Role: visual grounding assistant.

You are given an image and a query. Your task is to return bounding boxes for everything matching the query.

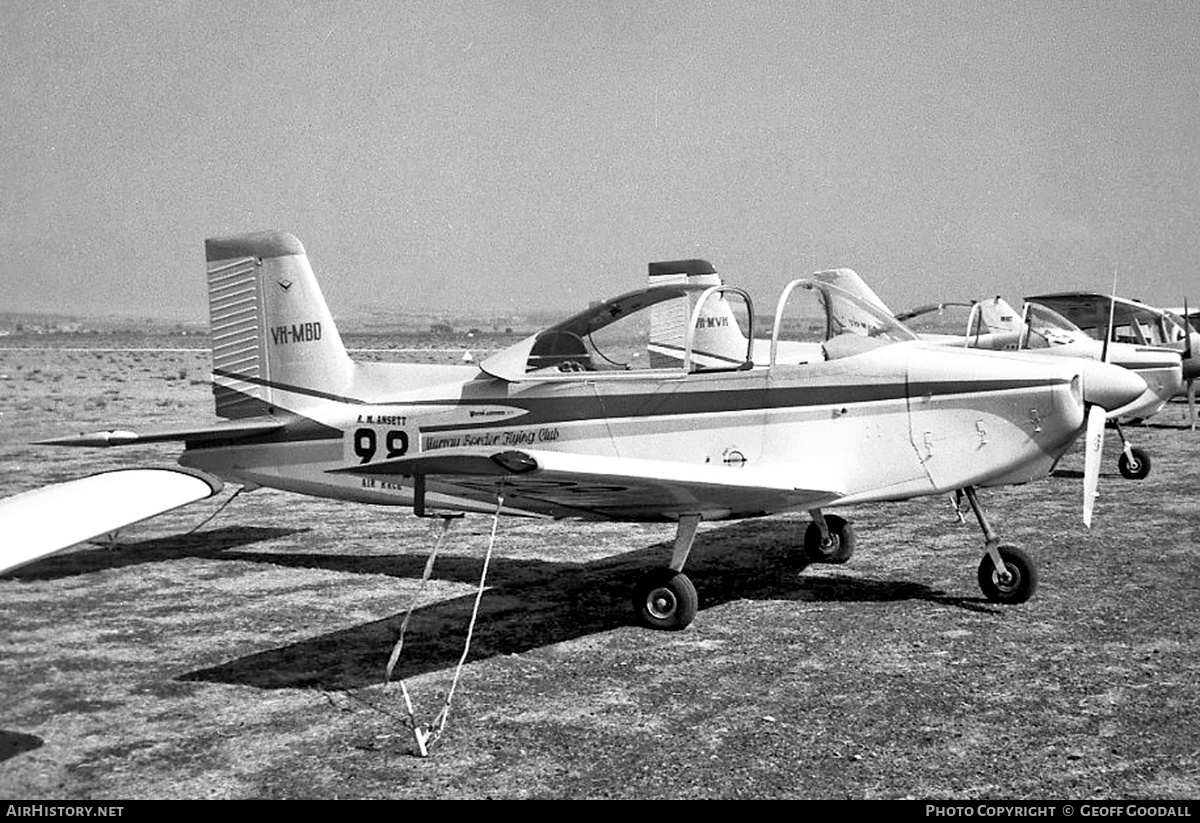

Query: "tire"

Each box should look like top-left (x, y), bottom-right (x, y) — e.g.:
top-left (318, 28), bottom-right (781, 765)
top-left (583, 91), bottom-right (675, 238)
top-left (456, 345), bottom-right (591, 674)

top-left (633, 569), bottom-right (698, 631)
top-left (803, 515), bottom-right (856, 564)
top-left (977, 544), bottom-right (1038, 604)
top-left (1118, 447), bottom-right (1151, 480)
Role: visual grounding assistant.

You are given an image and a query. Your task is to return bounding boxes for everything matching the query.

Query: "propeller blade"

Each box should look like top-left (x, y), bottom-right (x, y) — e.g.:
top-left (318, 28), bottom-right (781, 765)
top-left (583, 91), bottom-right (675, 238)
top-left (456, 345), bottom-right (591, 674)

top-left (1083, 404), bottom-right (1106, 528)
top-left (1100, 297), bottom-right (1116, 364)
top-left (1184, 298), bottom-right (1192, 361)
top-left (1098, 267), bottom-right (1119, 364)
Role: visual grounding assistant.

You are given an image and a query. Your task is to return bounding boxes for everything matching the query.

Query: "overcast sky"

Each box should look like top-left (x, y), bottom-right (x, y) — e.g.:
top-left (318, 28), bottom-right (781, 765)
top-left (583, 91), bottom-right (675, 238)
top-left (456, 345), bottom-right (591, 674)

top-left (3, 1), bottom-right (1198, 322)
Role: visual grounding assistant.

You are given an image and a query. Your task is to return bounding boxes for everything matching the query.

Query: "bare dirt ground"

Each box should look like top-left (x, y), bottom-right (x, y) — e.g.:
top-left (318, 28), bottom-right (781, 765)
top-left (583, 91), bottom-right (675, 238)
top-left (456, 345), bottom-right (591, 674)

top-left (1, 342), bottom-right (1197, 799)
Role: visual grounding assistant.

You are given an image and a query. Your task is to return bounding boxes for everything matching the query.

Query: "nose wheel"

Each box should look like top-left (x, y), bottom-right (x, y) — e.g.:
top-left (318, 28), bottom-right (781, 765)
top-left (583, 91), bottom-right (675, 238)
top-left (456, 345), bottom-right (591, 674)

top-left (1114, 422), bottom-right (1151, 480)
top-left (961, 486), bottom-right (1039, 604)
top-left (1118, 446), bottom-right (1151, 480)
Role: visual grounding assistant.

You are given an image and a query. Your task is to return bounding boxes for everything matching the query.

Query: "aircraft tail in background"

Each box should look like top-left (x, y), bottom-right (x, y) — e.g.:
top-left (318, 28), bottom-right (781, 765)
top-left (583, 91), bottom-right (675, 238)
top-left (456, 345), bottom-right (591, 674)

top-left (646, 259), bottom-right (748, 369)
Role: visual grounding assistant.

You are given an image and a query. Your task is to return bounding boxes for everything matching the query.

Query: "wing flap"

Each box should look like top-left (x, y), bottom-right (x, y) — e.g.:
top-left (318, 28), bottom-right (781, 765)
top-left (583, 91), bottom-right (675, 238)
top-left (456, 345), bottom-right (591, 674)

top-left (334, 448), bottom-right (842, 519)
top-left (0, 467), bottom-right (223, 574)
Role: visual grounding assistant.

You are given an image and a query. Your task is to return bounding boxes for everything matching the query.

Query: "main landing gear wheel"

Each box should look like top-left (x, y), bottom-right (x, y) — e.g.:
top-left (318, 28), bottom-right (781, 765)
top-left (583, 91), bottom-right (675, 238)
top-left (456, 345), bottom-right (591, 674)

top-left (1118, 447), bottom-right (1151, 480)
top-left (803, 514), bottom-right (856, 564)
top-left (633, 568), bottom-right (698, 631)
top-left (977, 544), bottom-right (1038, 605)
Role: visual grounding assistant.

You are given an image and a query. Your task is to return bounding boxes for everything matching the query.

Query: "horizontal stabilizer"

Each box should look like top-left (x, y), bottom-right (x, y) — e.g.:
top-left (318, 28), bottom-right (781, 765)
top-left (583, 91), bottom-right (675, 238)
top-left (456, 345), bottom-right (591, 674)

top-left (0, 467), bottom-right (224, 574)
top-left (36, 418), bottom-right (284, 447)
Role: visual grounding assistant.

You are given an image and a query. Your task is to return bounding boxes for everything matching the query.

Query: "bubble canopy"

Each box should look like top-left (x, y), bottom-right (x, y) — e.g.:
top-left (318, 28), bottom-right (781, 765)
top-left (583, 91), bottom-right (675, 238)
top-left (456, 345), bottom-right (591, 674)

top-left (479, 279), bottom-right (917, 382)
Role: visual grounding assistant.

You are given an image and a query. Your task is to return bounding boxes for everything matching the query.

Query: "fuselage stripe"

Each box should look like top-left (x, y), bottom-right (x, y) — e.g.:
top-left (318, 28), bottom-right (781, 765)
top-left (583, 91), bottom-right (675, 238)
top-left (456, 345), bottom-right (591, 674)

top-left (214, 369), bottom-right (1065, 432)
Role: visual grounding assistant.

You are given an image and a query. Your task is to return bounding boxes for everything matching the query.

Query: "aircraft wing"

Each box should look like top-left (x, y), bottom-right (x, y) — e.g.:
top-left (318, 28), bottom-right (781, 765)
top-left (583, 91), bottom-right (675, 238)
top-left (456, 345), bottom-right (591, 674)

top-left (0, 467), bottom-right (224, 574)
top-left (333, 448), bottom-right (843, 520)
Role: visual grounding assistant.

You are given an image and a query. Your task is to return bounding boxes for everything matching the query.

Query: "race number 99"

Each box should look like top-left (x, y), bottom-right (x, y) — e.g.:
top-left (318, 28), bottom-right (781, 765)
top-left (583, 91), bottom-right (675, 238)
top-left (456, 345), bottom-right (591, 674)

top-left (351, 427), bottom-right (409, 464)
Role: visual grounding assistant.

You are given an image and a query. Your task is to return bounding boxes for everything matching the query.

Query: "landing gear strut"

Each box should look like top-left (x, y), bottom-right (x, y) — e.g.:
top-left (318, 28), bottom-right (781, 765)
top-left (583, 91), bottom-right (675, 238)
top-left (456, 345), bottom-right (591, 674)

top-left (632, 514), bottom-right (701, 630)
top-left (961, 486), bottom-right (1038, 604)
top-left (1113, 421), bottom-right (1151, 480)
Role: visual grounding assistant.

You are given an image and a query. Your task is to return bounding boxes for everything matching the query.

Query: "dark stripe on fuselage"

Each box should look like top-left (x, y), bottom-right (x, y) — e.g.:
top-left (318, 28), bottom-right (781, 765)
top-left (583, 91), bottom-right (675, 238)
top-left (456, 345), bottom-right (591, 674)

top-left (428, 378), bottom-right (1066, 431)
top-left (215, 369), bottom-right (1065, 431)
top-left (1109, 359), bottom-right (1181, 370)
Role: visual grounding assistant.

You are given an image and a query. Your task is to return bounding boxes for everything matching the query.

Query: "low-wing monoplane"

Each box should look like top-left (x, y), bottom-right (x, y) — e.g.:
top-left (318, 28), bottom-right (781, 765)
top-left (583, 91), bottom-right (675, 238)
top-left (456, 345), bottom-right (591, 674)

top-left (1026, 292), bottom-right (1199, 429)
top-left (1, 232), bottom-right (1147, 634)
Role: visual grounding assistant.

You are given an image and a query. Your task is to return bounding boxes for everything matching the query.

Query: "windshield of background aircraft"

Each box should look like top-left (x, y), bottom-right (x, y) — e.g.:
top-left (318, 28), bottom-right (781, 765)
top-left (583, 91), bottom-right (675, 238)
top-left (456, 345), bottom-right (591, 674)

top-left (1020, 302), bottom-right (1082, 349)
top-left (771, 280), bottom-right (917, 364)
top-left (809, 281), bottom-right (917, 342)
top-left (1072, 303), bottom-right (1180, 346)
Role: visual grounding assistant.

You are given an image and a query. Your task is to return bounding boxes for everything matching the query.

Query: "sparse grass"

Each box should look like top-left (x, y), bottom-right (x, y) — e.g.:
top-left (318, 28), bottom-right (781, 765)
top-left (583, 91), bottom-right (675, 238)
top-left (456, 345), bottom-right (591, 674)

top-left (0, 338), bottom-right (1197, 799)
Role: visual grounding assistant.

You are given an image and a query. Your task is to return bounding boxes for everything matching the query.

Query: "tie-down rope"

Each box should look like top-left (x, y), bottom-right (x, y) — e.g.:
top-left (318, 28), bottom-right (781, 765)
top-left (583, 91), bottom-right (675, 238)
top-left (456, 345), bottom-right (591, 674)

top-left (386, 492), bottom-right (504, 757)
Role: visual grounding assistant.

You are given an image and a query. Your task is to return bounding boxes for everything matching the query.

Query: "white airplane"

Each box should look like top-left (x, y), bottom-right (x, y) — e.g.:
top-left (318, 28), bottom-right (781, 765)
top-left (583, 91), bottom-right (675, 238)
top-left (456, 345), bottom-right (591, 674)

top-left (815, 270), bottom-right (1183, 479)
top-left (1025, 292), bottom-right (1199, 430)
top-left (0, 232), bottom-right (1147, 635)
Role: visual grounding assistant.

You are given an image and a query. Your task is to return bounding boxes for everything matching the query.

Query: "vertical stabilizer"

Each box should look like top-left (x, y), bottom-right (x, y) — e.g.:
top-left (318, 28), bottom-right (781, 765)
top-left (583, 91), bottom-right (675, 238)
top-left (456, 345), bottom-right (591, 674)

top-left (646, 259), bottom-right (747, 368)
top-left (205, 231), bottom-right (354, 418)
top-left (811, 269), bottom-right (894, 316)
top-left (977, 296), bottom-right (1022, 333)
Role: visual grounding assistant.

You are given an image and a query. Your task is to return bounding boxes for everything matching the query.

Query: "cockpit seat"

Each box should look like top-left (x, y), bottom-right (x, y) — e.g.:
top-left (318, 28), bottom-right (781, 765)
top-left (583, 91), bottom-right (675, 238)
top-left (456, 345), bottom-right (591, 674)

top-left (528, 330), bottom-right (593, 372)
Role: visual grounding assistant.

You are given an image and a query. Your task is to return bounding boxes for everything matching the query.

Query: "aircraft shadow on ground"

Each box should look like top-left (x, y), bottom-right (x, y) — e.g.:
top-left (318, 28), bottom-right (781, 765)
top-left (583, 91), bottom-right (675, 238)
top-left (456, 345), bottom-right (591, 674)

top-left (179, 518), bottom-right (994, 692)
top-left (0, 730), bottom-right (44, 763)
top-left (1, 526), bottom-right (307, 581)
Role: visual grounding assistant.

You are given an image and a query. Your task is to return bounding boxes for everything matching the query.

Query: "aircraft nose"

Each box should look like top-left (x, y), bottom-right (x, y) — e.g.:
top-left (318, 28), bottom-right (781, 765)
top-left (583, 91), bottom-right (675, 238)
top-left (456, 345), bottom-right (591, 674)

top-left (1080, 360), bottom-right (1148, 411)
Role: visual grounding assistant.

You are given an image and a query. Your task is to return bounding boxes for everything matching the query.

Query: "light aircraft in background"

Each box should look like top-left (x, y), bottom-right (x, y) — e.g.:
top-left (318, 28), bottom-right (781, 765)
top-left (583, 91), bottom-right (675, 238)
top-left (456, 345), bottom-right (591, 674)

top-left (0, 232), bottom-right (1147, 634)
top-left (1025, 292), bottom-right (1199, 430)
top-left (896, 296), bottom-right (1182, 479)
top-left (816, 270), bottom-right (1183, 479)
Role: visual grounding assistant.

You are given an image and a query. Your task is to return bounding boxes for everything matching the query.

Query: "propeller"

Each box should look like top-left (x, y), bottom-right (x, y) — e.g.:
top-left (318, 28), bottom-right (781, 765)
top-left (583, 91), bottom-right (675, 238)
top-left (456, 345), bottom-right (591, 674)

top-left (1078, 360), bottom-right (1145, 526)
top-left (1183, 298), bottom-right (1196, 430)
top-left (1184, 297), bottom-right (1192, 360)
top-left (1082, 282), bottom-right (1122, 527)
top-left (1082, 404), bottom-right (1106, 527)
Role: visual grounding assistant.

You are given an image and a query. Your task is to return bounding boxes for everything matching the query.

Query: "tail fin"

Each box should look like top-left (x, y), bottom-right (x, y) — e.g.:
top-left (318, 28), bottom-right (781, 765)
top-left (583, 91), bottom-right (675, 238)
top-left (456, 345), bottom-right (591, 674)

top-left (976, 296), bottom-right (1022, 333)
top-left (205, 231), bottom-right (354, 418)
top-left (646, 259), bottom-right (749, 368)
top-left (811, 268), bottom-right (894, 315)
